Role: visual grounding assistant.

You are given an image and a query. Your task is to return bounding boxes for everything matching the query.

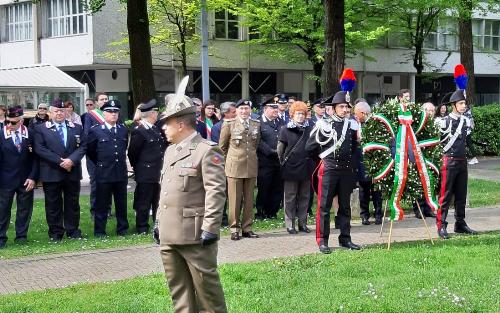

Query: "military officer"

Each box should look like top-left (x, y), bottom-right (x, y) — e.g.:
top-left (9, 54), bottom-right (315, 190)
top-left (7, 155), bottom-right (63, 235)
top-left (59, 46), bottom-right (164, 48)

top-left (256, 97), bottom-right (285, 219)
top-left (276, 94), bottom-right (290, 124)
top-left (128, 98), bottom-right (167, 234)
top-left (219, 99), bottom-right (261, 240)
top-left (153, 76), bottom-right (227, 313)
top-left (437, 84), bottom-right (477, 239)
top-left (34, 99), bottom-right (86, 240)
top-left (305, 90), bottom-right (361, 254)
top-left (0, 106), bottom-right (38, 248)
top-left (87, 100), bottom-right (129, 237)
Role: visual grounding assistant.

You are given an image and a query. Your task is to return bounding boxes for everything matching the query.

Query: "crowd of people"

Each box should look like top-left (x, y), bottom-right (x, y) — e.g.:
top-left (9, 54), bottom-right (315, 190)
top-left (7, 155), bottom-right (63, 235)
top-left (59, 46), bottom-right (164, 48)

top-left (0, 84), bottom-right (477, 251)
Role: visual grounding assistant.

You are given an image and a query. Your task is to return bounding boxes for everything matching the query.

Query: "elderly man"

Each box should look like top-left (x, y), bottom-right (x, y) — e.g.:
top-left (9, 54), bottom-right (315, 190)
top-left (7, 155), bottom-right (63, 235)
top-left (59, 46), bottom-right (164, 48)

top-left (34, 99), bottom-right (86, 240)
top-left (354, 101), bottom-right (383, 225)
top-left (28, 103), bottom-right (49, 129)
top-left (128, 99), bottom-right (167, 234)
top-left (154, 77), bottom-right (227, 312)
top-left (211, 101), bottom-right (236, 144)
top-left (0, 106), bottom-right (38, 248)
top-left (87, 100), bottom-right (129, 237)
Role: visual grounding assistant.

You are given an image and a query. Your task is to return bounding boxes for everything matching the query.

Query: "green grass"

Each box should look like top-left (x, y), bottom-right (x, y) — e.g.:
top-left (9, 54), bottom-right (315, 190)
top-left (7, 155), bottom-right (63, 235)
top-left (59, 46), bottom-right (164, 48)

top-left (0, 232), bottom-right (499, 313)
top-left (0, 178), bottom-right (498, 260)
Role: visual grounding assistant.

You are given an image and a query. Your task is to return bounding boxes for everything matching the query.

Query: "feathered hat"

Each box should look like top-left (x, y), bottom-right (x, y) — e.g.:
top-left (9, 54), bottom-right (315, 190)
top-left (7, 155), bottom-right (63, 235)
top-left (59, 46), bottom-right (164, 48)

top-left (162, 76), bottom-right (196, 120)
top-left (323, 68), bottom-right (357, 107)
top-left (450, 64), bottom-right (467, 103)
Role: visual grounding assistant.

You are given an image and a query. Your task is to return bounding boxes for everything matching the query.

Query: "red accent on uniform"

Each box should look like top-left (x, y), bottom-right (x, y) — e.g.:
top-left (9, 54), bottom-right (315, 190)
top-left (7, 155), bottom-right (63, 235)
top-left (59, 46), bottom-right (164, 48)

top-left (315, 161), bottom-right (325, 246)
top-left (340, 68), bottom-right (356, 82)
top-left (454, 64), bottom-right (467, 78)
top-left (437, 156), bottom-right (449, 229)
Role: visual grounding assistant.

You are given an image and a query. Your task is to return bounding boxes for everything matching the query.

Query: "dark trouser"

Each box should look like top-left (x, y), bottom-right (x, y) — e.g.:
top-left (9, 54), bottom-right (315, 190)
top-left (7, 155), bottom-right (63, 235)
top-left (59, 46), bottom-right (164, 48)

top-left (316, 167), bottom-right (353, 246)
top-left (43, 181), bottom-right (81, 239)
top-left (133, 182), bottom-right (159, 233)
top-left (358, 180), bottom-right (383, 220)
top-left (94, 181), bottom-right (129, 236)
top-left (284, 180), bottom-right (310, 229)
top-left (437, 157), bottom-right (468, 229)
top-left (256, 166), bottom-right (283, 218)
top-left (413, 197), bottom-right (434, 216)
top-left (87, 157), bottom-right (111, 216)
top-left (0, 187), bottom-right (34, 242)
top-left (308, 160), bottom-right (321, 215)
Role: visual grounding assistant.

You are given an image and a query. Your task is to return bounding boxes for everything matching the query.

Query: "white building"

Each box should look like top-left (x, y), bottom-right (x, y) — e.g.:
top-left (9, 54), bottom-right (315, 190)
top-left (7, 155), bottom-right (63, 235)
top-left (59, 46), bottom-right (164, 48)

top-left (0, 0), bottom-right (499, 117)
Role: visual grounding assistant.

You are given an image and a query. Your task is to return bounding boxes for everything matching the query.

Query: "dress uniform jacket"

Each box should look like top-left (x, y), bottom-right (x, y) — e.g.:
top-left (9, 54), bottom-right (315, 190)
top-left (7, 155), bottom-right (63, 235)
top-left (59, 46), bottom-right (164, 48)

top-left (87, 124), bottom-right (129, 183)
top-left (0, 126), bottom-right (38, 189)
top-left (219, 118), bottom-right (260, 178)
top-left (128, 122), bottom-right (167, 183)
top-left (257, 116), bottom-right (284, 167)
top-left (34, 121), bottom-right (85, 182)
top-left (157, 133), bottom-right (226, 245)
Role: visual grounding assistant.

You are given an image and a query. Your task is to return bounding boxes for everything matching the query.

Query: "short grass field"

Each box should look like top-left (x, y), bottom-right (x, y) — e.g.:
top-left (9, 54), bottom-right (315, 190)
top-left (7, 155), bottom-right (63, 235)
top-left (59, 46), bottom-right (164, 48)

top-left (0, 232), bottom-right (498, 313)
top-left (0, 178), bottom-right (499, 260)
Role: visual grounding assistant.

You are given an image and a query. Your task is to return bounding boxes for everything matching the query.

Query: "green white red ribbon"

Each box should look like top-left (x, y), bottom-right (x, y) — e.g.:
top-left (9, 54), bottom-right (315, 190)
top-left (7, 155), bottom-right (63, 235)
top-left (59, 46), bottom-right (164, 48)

top-left (372, 114), bottom-right (395, 139)
top-left (415, 110), bottom-right (428, 135)
top-left (362, 142), bottom-right (390, 153)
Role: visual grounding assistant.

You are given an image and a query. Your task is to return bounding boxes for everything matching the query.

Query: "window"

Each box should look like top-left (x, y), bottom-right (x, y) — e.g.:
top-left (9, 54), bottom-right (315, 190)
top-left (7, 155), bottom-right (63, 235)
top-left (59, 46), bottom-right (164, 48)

top-left (484, 20), bottom-right (500, 52)
top-left (437, 19), bottom-right (457, 50)
top-left (472, 19), bottom-right (484, 50)
top-left (48, 0), bottom-right (87, 37)
top-left (214, 10), bottom-right (239, 40)
top-left (6, 2), bottom-right (33, 42)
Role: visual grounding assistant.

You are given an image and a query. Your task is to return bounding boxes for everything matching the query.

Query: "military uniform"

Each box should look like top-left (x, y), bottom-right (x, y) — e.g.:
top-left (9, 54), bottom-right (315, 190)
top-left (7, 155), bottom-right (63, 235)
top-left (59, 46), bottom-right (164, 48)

top-left (86, 100), bottom-right (129, 237)
top-left (219, 101), bottom-right (260, 239)
top-left (155, 76), bottom-right (227, 313)
top-left (128, 99), bottom-right (167, 233)
top-left (437, 87), bottom-right (476, 239)
top-left (0, 107), bottom-right (38, 248)
top-left (34, 100), bottom-right (86, 240)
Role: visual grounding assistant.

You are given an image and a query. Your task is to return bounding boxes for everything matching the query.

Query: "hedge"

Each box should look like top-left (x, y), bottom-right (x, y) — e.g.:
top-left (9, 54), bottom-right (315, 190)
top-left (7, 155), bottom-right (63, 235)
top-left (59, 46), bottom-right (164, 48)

top-left (472, 104), bottom-right (500, 156)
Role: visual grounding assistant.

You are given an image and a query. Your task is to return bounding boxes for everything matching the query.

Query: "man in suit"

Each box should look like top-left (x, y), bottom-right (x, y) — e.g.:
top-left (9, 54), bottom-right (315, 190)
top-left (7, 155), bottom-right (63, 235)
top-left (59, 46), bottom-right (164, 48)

top-left (219, 99), bottom-right (261, 240)
top-left (211, 101), bottom-right (236, 144)
top-left (153, 79), bottom-right (227, 313)
top-left (0, 106), bottom-right (38, 248)
top-left (28, 103), bottom-right (49, 129)
top-left (34, 99), bottom-right (86, 240)
top-left (128, 99), bottom-right (167, 234)
top-left (87, 100), bottom-right (129, 237)
top-left (256, 99), bottom-right (285, 219)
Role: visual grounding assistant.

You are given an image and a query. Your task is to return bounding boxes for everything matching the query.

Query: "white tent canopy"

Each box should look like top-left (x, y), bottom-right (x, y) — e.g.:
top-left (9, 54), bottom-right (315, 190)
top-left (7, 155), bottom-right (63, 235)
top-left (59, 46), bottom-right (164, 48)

top-left (0, 64), bottom-right (84, 92)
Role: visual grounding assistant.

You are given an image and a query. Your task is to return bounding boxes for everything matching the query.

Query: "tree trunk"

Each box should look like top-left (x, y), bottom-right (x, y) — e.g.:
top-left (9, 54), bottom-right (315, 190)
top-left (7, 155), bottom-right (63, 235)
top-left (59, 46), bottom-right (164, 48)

top-left (313, 62), bottom-right (323, 99)
top-left (323, 0), bottom-right (345, 97)
top-left (458, 0), bottom-right (476, 106)
top-left (127, 0), bottom-right (156, 108)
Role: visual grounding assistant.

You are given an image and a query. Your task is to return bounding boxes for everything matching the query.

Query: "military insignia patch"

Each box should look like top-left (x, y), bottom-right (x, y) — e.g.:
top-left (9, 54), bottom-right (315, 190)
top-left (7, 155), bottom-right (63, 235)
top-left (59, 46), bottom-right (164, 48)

top-left (211, 153), bottom-right (223, 165)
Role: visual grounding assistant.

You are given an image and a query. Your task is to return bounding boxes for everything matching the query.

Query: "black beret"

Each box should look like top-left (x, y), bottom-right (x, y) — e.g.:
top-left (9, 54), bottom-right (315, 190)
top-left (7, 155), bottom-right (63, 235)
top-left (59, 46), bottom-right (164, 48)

top-left (101, 100), bottom-right (121, 112)
top-left (236, 99), bottom-right (253, 108)
top-left (138, 98), bottom-right (158, 112)
top-left (7, 105), bottom-right (23, 118)
top-left (51, 98), bottom-right (65, 108)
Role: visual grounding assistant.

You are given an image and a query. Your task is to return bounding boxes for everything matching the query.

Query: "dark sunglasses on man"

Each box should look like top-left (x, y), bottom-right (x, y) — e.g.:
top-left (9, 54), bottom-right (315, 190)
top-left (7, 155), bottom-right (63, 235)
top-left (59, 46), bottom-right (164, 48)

top-left (5, 119), bottom-right (20, 125)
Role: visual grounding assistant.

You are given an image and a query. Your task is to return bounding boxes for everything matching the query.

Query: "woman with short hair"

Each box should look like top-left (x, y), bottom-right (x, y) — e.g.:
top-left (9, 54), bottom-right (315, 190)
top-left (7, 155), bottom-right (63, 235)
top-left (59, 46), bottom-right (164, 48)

top-left (277, 101), bottom-right (315, 234)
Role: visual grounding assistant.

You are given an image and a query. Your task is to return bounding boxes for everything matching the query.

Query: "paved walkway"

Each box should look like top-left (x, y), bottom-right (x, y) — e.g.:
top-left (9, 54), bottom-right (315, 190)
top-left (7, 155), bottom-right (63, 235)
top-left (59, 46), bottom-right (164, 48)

top-left (468, 157), bottom-right (500, 182)
top-left (0, 206), bottom-right (499, 295)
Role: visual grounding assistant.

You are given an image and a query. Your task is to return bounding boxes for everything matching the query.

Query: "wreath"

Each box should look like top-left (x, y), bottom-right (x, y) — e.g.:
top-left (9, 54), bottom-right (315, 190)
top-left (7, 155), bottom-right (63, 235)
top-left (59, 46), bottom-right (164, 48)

top-left (361, 98), bottom-right (443, 220)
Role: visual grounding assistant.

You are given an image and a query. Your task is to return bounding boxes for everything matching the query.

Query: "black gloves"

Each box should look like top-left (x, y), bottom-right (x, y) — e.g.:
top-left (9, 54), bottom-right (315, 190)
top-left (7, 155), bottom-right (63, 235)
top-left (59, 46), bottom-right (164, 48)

top-left (200, 231), bottom-right (218, 246)
top-left (152, 220), bottom-right (160, 245)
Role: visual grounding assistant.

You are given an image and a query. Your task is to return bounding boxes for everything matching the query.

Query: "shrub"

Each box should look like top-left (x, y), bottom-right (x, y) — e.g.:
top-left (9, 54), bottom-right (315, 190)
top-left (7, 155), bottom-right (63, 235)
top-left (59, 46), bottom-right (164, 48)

top-left (472, 104), bottom-right (500, 156)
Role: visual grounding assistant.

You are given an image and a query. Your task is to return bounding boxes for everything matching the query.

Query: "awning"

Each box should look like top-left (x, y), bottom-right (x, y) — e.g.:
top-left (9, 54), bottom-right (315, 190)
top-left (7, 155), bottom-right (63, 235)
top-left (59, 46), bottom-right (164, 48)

top-left (0, 64), bottom-right (84, 92)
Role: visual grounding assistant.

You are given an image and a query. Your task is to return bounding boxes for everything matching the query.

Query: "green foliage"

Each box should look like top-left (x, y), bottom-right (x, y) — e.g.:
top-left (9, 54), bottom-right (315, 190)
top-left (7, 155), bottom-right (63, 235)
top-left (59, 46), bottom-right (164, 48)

top-left (472, 104), bottom-right (500, 156)
top-left (362, 98), bottom-right (442, 202)
top-left (1, 233), bottom-right (499, 312)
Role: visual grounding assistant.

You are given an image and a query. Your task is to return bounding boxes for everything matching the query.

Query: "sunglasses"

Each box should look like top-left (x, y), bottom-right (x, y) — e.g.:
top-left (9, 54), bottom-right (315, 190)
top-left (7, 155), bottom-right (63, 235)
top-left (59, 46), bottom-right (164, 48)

top-left (86, 103), bottom-right (94, 107)
top-left (5, 120), bottom-right (20, 125)
top-left (39, 107), bottom-right (47, 110)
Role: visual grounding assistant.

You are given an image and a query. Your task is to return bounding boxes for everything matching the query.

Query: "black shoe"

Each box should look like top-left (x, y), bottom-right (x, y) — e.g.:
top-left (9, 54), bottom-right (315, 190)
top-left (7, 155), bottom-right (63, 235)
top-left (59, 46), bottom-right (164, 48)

top-left (298, 225), bottom-right (311, 233)
top-left (117, 230), bottom-right (128, 236)
top-left (454, 223), bottom-right (478, 235)
top-left (230, 233), bottom-right (240, 241)
top-left (319, 244), bottom-right (331, 254)
top-left (374, 218), bottom-right (382, 225)
top-left (14, 237), bottom-right (27, 244)
top-left (438, 227), bottom-right (449, 239)
top-left (67, 229), bottom-right (82, 239)
top-left (287, 228), bottom-right (297, 234)
top-left (94, 232), bottom-right (107, 238)
top-left (414, 212), bottom-right (423, 219)
top-left (242, 231), bottom-right (259, 238)
top-left (424, 211), bottom-right (436, 218)
top-left (49, 235), bottom-right (63, 242)
top-left (340, 241), bottom-right (361, 250)
top-left (0, 241), bottom-right (6, 249)
top-left (361, 218), bottom-right (371, 225)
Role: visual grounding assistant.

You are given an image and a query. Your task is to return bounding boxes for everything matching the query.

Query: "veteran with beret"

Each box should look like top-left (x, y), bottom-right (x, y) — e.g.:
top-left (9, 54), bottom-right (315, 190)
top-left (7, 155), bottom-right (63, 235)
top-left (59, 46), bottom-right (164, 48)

top-left (153, 76), bottom-right (227, 313)
top-left (34, 99), bottom-right (86, 241)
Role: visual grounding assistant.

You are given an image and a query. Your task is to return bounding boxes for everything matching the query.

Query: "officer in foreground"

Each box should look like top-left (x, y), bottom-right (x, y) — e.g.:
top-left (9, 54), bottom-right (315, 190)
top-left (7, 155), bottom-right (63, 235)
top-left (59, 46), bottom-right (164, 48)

top-left (153, 77), bottom-right (227, 313)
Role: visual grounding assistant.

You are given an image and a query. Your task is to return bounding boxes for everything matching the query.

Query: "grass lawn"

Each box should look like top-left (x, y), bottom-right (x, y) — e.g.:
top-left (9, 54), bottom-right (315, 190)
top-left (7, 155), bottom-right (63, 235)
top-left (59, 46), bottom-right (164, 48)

top-left (0, 178), bottom-right (499, 260)
top-left (0, 232), bottom-right (498, 313)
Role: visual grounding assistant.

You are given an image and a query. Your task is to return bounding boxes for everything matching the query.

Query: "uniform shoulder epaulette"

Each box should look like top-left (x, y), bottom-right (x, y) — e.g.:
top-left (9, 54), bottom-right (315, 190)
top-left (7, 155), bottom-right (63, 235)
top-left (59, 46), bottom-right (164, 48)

top-left (90, 124), bottom-right (100, 129)
top-left (201, 139), bottom-right (217, 146)
top-left (250, 118), bottom-right (260, 123)
top-left (224, 118), bottom-right (236, 123)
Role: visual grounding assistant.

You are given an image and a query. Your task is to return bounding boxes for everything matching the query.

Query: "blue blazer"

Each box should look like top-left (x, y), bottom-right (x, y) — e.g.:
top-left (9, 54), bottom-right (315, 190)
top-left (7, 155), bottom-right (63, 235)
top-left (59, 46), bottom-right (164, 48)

top-left (0, 126), bottom-right (38, 190)
top-left (87, 124), bottom-right (129, 183)
top-left (34, 121), bottom-right (86, 182)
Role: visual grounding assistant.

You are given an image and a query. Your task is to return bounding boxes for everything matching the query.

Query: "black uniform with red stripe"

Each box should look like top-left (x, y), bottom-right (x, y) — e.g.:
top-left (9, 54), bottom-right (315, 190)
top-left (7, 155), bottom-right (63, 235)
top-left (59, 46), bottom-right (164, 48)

top-left (437, 112), bottom-right (470, 229)
top-left (305, 115), bottom-right (357, 247)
